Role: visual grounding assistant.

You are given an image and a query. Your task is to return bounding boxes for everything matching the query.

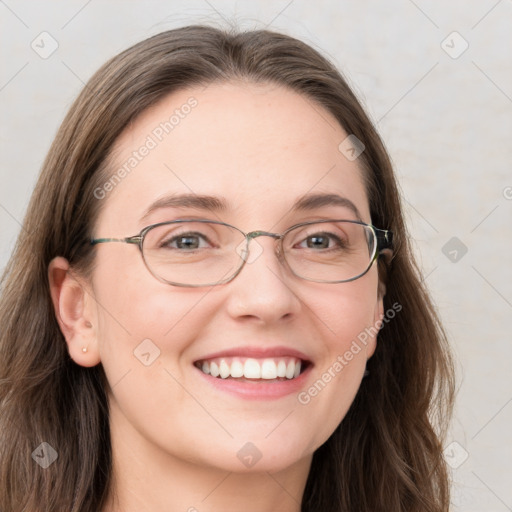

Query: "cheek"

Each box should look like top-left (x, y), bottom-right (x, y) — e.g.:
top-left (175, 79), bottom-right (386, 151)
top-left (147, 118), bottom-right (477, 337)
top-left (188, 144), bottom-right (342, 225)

top-left (90, 260), bottom-right (225, 461)
top-left (297, 275), bottom-right (380, 445)
top-left (90, 249), bottom-right (218, 382)
top-left (308, 272), bottom-right (380, 352)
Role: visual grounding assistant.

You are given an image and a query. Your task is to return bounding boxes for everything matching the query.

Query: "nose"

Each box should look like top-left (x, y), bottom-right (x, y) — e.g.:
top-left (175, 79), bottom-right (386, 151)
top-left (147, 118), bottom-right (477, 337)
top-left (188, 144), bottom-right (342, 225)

top-left (224, 235), bottom-right (302, 324)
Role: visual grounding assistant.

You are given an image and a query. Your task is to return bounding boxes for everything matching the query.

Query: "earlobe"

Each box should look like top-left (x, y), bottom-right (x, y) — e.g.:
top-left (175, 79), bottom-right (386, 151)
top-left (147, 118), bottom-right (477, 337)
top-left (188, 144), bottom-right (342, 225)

top-left (48, 257), bottom-right (100, 367)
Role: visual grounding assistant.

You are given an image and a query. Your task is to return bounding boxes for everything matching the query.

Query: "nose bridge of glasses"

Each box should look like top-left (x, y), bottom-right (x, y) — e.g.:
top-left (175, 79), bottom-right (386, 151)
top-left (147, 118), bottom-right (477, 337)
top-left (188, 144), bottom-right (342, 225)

top-left (247, 230), bottom-right (283, 253)
top-left (240, 230), bottom-right (284, 263)
top-left (246, 230), bottom-right (282, 241)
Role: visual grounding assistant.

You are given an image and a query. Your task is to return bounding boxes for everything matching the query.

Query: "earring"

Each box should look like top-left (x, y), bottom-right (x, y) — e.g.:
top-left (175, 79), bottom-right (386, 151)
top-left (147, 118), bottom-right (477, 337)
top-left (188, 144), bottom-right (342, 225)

top-left (82, 347), bottom-right (88, 353)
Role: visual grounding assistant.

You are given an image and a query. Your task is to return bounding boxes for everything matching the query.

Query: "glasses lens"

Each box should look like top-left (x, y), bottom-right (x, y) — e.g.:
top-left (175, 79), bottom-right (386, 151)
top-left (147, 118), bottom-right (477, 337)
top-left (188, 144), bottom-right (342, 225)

top-left (142, 221), bottom-right (246, 286)
top-left (282, 221), bottom-right (376, 282)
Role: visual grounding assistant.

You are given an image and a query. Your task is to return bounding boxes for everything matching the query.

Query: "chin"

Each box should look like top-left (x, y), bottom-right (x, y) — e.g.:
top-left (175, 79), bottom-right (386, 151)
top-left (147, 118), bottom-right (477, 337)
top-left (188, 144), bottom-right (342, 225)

top-left (190, 433), bottom-right (316, 474)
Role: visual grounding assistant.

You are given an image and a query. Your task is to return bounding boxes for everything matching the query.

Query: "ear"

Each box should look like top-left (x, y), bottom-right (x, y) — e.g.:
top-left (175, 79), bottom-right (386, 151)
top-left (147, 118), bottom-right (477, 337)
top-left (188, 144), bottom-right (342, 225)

top-left (48, 256), bottom-right (100, 367)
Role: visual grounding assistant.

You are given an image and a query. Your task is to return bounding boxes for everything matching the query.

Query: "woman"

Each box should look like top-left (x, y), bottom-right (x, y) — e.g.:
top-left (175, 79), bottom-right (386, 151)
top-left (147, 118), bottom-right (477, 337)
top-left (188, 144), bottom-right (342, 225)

top-left (0, 25), bottom-right (454, 511)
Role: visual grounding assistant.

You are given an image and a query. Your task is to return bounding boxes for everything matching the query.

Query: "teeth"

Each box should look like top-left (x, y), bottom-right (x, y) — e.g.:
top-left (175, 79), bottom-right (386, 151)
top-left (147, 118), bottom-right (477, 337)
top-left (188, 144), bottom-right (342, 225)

top-left (261, 359), bottom-right (277, 379)
top-left (210, 361), bottom-right (220, 377)
top-left (285, 360), bottom-right (295, 379)
top-left (197, 356), bottom-right (304, 380)
top-left (230, 360), bottom-right (244, 378)
top-left (244, 359), bottom-right (261, 379)
top-left (294, 360), bottom-right (301, 378)
top-left (219, 360), bottom-right (230, 379)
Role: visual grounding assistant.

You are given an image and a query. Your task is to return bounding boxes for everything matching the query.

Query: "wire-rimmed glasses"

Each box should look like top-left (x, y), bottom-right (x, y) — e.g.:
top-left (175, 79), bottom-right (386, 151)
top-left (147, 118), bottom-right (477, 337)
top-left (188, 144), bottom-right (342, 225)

top-left (90, 219), bottom-right (393, 287)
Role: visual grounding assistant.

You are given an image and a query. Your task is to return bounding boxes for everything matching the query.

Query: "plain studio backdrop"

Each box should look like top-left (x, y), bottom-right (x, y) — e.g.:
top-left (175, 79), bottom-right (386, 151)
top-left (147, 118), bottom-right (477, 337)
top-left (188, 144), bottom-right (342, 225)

top-left (1, 1), bottom-right (511, 510)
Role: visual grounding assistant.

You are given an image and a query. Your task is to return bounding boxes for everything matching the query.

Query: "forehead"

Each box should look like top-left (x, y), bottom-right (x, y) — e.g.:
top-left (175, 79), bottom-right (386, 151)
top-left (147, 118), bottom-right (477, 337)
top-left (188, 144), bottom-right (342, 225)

top-left (97, 81), bottom-right (371, 232)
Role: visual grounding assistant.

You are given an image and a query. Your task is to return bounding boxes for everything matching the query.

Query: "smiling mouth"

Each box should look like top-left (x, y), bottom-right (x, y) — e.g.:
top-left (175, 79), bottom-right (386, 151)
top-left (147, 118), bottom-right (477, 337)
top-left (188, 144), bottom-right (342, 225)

top-left (194, 356), bottom-right (309, 381)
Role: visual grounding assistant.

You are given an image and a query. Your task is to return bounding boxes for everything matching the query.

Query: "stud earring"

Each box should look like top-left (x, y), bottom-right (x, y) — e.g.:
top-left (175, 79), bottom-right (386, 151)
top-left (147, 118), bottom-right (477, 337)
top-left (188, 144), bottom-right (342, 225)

top-left (82, 347), bottom-right (88, 353)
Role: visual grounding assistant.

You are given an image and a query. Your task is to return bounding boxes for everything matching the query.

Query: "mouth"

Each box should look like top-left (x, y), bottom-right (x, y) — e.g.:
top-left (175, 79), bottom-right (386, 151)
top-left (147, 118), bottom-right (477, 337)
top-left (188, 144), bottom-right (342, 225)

top-left (194, 356), bottom-right (309, 382)
top-left (192, 347), bottom-right (313, 399)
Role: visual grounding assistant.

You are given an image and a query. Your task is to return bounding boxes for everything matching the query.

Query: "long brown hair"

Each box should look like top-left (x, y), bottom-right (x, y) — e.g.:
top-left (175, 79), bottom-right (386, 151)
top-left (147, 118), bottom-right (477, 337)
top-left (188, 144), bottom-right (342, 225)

top-left (0, 25), bottom-right (454, 511)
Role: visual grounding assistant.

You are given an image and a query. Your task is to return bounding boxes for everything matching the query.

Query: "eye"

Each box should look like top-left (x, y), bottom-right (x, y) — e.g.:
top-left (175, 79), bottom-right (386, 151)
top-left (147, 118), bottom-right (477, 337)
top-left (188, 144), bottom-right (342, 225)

top-left (296, 231), bottom-right (347, 250)
top-left (303, 233), bottom-right (330, 249)
top-left (161, 231), bottom-right (212, 250)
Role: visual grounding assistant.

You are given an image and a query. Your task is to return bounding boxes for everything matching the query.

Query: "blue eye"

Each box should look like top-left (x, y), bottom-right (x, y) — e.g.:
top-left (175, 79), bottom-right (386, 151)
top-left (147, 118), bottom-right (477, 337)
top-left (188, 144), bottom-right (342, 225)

top-left (161, 232), bottom-right (210, 250)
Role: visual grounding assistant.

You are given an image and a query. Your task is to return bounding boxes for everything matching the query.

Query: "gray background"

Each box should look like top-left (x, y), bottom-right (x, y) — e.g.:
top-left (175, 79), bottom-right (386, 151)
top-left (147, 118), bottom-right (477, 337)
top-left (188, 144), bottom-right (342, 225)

top-left (1, 1), bottom-right (511, 509)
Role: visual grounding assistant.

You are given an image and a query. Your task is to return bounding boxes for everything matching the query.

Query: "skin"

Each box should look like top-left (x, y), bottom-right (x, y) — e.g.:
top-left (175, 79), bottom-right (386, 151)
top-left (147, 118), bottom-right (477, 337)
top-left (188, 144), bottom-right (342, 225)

top-left (49, 81), bottom-right (385, 512)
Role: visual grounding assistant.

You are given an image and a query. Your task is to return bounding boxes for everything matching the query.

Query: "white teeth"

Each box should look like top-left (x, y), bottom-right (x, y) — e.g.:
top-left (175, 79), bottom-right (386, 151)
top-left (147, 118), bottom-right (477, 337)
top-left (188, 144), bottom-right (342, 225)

top-left (244, 358), bottom-right (261, 379)
top-left (285, 360), bottom-right (295, 379)
top-left (261, 359), bottom-right (277, 379)
top-left (197, 356), bottom-right (304, 380)
top-left (210, 361), bottom-right (220, 377)
top-left (219, 360), bottom-right (230, 379)
top-left (277, 360), bottom-right (287, 377)
top-left (230, 359), bottom-right (244, 378)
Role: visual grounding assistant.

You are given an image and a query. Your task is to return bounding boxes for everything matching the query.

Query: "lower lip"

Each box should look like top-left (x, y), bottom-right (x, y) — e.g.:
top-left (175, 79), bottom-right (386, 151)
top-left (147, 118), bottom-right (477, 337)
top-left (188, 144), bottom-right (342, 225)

top-left (194, 364), bottom-right (313, 400)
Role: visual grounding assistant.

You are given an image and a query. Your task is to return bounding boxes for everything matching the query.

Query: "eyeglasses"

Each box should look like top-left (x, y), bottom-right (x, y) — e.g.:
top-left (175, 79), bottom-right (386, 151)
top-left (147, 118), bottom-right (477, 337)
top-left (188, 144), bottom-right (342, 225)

top-left (90, 219), bottom-right (393, 287)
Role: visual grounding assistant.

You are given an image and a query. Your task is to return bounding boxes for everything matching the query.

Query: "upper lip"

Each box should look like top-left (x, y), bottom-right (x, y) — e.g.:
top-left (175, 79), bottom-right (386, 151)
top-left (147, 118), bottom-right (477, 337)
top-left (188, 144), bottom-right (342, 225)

top-left (194, 346), bottom-right (312, 363)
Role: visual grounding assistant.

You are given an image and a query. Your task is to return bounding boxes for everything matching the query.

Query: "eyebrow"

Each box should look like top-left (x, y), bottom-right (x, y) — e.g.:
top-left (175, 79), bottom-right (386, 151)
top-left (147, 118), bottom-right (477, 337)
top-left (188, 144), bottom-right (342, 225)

top-left (292, 193), bottom-right (363, 221)
top-left (141, 194), bottom-right (228, 221)
top-left (140, 192), bottom-right (362, 222)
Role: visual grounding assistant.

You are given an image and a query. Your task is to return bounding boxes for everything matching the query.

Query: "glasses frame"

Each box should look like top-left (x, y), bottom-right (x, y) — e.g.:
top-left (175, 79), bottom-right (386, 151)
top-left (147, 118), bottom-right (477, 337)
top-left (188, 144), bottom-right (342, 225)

top-left (90, 219), bottom-right (393, 287)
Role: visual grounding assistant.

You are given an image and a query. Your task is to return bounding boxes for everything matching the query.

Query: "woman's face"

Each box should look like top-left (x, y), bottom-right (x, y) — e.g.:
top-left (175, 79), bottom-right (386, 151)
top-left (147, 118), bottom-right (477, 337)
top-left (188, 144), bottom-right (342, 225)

top-left (86, 82), bottom-right (384, 473)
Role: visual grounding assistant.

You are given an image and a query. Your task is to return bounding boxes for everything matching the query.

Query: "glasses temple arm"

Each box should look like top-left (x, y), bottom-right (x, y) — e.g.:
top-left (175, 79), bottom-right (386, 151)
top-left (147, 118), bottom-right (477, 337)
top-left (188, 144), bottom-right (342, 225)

top-left (90, 236), bottom-right (142, 246)
top-left (375, 229), bottom-right (393, 252)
